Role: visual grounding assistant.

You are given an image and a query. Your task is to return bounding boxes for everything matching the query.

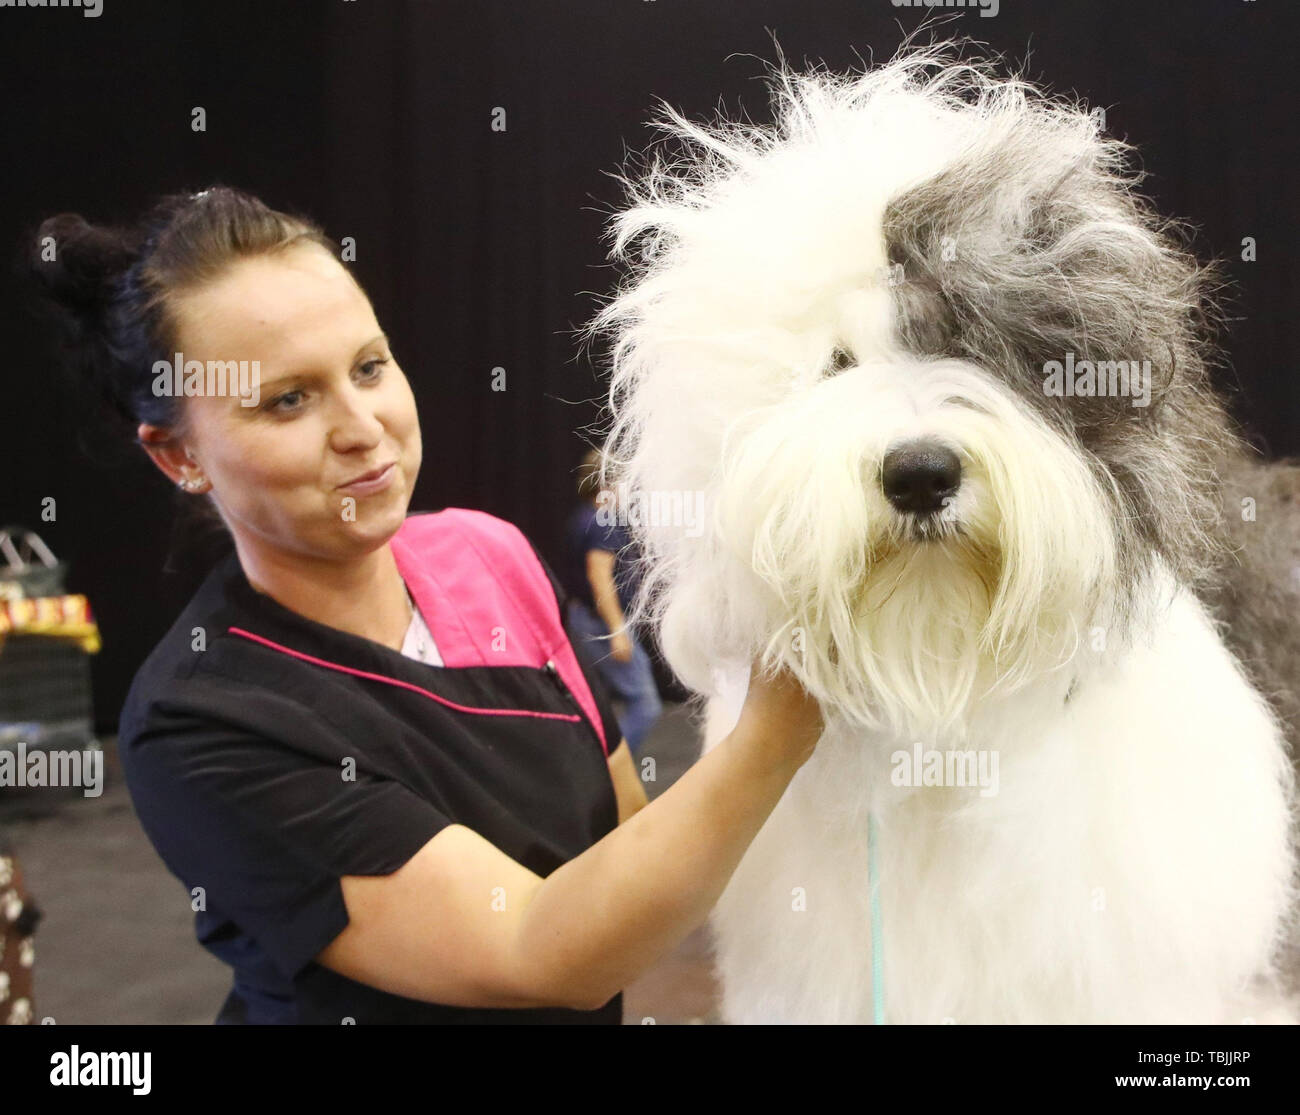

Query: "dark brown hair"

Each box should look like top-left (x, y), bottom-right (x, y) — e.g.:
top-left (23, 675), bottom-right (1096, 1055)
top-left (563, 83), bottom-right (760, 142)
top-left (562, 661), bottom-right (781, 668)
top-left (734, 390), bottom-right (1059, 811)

top-left (27, 184), bottom-right (341, 442)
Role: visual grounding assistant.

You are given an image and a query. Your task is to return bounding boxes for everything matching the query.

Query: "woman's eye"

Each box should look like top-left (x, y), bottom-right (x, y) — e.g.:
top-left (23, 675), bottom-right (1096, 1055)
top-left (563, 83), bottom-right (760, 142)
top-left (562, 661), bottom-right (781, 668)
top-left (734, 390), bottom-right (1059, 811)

top-left (263, 360), bottom-right (388, 415)
top-left (267, 390), bottom-right (303, 413)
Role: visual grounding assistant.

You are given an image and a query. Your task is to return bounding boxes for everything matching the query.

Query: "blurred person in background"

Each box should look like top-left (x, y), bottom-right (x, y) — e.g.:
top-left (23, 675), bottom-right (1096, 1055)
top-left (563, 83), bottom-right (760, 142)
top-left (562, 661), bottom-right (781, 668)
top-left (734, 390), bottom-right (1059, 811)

top-left (562, 449), bottom-right (663, 758)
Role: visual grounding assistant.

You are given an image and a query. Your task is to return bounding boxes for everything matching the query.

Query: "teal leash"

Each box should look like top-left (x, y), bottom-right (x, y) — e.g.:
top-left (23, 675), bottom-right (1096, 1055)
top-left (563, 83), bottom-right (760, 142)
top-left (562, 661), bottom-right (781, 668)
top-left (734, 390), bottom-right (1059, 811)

top-left (868, 810), bottom-right (885, 1024)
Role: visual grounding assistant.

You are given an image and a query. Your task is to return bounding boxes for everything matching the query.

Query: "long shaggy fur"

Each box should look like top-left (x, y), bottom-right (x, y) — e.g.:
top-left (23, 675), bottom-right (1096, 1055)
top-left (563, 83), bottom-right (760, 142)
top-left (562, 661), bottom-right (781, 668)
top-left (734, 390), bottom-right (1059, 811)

top-left (585, 42), bottom-right (1300, 1023)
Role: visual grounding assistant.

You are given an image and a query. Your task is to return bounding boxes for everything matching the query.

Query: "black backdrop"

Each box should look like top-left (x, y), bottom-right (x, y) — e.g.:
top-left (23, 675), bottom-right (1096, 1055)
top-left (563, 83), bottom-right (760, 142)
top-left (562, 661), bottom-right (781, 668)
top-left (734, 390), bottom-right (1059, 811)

top-left (0, 0), bottom-right (1295, 731)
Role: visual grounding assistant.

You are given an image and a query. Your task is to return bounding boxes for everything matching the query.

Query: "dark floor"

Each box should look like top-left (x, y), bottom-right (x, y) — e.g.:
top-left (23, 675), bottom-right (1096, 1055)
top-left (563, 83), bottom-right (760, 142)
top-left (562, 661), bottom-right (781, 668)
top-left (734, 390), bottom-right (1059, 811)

top-left (0, 701), bottom-right (721, 1025)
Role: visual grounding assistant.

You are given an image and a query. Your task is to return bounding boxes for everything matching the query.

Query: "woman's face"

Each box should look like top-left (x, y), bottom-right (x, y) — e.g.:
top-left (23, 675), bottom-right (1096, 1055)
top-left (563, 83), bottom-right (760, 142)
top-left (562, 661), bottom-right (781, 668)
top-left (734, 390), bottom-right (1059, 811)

top-left (146, 242), bottom-right (421, 565)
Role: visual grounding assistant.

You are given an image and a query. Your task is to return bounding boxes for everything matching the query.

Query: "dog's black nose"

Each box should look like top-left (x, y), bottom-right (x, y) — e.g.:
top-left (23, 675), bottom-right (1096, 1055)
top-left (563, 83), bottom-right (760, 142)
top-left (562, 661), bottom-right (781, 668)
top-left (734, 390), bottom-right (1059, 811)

top-left (881, 441), bottom-right (961, 514)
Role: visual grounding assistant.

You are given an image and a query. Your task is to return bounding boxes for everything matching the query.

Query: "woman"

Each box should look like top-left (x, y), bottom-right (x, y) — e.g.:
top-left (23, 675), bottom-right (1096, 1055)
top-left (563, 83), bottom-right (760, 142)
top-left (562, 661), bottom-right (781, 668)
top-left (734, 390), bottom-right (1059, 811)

top-left (27, 186), bottom-right (824, 1024)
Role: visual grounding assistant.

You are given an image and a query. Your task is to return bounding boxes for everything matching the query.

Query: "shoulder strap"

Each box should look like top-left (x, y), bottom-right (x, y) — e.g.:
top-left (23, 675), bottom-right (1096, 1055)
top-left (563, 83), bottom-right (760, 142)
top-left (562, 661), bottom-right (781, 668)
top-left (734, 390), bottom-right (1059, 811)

top-left (392, 510), bottom-right (610, 755)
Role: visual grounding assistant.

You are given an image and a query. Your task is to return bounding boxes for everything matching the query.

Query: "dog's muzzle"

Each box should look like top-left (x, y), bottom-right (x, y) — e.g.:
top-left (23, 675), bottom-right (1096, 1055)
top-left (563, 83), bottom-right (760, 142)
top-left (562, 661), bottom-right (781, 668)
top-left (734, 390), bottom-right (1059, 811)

top-left (881, 440), bottom-right (962, 515)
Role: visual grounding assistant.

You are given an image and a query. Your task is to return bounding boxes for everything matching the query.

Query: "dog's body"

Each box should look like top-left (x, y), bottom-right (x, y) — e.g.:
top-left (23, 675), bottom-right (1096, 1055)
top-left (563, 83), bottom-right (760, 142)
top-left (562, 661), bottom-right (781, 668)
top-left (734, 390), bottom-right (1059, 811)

top-left (589, 47), bottom-right (1299, 1023)
top-left (702, 569), bottom-right (1293, 1023)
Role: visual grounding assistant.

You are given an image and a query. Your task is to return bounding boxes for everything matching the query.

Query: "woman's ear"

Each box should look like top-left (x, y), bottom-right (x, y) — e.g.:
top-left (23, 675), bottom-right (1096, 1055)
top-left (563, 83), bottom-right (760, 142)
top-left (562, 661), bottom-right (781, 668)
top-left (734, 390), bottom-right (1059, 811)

top-left (137, 424), bottom-right (210, 492)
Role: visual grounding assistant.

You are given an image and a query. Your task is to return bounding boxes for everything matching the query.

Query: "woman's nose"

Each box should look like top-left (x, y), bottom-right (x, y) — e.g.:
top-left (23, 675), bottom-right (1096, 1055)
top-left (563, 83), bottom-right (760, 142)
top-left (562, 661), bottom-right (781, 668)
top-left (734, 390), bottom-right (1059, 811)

top-left (327, 389), bottom-right (387, 450)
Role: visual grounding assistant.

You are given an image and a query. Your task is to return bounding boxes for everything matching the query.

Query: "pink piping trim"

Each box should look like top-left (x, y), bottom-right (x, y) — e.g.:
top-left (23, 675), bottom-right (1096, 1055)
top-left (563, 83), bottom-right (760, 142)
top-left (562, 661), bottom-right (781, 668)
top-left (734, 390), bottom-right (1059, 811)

top-left (227, 626), bottom-right (584, 725)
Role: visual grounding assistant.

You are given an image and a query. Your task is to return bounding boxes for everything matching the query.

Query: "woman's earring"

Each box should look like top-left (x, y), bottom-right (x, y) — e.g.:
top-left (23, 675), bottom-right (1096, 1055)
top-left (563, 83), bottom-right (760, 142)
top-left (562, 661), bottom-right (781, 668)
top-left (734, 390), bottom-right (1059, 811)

top-left (178, 474), bottom-right (206, 493)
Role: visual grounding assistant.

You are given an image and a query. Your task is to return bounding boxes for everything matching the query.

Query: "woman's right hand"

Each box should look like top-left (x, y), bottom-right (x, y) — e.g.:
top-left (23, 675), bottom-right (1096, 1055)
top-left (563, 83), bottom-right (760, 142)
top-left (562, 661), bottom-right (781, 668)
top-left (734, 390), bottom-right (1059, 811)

top-left (735, 662), bottom-right (825, 768)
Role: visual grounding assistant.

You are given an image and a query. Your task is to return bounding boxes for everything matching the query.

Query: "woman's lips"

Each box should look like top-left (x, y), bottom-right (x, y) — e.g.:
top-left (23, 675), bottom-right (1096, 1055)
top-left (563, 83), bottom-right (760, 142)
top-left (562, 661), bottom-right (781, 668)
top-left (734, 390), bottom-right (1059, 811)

top-left (337, 462), bottom-right (396, 496)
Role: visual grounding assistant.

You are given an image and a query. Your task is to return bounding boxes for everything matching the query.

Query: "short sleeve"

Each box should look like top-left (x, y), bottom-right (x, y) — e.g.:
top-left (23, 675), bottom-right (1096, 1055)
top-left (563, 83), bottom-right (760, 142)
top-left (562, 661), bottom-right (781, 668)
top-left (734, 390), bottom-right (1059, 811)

top-left (120, 711), bottom-right (453, 983)
top-left (580, 511), bottom-right (625, 556)
top-left (524, 540), bottom-right (627, 754)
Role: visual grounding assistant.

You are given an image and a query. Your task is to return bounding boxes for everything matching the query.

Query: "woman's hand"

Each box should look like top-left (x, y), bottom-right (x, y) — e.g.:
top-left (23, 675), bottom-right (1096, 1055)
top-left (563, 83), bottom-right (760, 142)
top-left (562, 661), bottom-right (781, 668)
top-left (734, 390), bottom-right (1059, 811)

top-left (735, 663), bottom-right (825, 768)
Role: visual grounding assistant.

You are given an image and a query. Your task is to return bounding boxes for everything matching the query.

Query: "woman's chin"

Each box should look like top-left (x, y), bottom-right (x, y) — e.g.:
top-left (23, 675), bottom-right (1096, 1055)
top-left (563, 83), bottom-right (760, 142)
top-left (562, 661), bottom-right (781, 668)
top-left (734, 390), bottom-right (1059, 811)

top-left (342, 485), bottom-right (411, 539)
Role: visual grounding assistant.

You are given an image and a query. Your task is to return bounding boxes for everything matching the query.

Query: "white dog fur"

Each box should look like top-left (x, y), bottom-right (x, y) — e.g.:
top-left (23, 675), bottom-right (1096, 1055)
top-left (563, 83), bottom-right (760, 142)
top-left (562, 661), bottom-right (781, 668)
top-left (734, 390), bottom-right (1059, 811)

top-left (586, 43), bottom-right (1299, 1023)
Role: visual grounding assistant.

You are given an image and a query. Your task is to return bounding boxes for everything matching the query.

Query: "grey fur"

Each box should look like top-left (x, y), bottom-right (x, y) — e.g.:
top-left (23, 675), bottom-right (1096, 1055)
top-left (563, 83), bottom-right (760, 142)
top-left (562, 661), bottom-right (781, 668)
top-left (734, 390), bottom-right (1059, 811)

top-left (1211, 458), bottom-right (1300, 755)
top-left (880, 104), bottom-right (1239, 623)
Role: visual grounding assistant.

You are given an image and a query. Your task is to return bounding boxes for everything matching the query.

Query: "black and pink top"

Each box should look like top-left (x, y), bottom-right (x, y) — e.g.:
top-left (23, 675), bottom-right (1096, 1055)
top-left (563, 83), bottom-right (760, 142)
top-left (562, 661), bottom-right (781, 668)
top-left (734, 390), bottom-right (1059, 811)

top-left (118, 509), bottom-right (624, 1025)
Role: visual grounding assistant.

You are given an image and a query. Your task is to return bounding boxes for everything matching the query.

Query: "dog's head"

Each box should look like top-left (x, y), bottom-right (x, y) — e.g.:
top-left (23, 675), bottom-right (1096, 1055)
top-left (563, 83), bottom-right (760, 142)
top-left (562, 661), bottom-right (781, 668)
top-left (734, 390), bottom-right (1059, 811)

top-left (587, 46), bottom-right (1238, 737)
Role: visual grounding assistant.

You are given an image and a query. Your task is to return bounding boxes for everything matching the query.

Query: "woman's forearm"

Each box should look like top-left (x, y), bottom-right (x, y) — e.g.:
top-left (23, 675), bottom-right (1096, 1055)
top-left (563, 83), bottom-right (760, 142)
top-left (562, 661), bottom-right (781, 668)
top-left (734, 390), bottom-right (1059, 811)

top-left (512, 714), bottom-right (807, 1011)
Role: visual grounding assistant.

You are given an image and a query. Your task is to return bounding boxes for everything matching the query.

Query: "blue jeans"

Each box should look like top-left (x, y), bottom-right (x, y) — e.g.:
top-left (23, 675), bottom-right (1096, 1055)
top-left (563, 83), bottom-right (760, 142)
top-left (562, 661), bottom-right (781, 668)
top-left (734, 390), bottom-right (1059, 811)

top-left (566, 600), bottom-right (663, 755)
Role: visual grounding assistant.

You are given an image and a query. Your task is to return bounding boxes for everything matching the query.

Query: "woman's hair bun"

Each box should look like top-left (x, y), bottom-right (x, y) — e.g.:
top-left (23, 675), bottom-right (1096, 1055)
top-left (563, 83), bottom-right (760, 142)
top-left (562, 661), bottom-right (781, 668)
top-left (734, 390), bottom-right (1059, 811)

top-left (24, 213), bottom-right (143, 429)
top-left (28, 213), bottom-right (139, 319)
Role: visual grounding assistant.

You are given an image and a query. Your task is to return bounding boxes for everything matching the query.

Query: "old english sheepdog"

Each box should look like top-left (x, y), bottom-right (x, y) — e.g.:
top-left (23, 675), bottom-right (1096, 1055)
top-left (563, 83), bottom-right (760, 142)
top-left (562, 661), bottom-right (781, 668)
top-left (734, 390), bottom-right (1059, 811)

top-left (585, 46), bottom-right (1300, 1023)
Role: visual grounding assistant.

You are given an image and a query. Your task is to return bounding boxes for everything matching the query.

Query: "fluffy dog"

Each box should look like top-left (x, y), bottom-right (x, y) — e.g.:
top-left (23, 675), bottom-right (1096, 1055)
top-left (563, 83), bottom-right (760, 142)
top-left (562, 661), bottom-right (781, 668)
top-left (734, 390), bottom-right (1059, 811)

top-left (585, 45), bottom-right (1300, 1023)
